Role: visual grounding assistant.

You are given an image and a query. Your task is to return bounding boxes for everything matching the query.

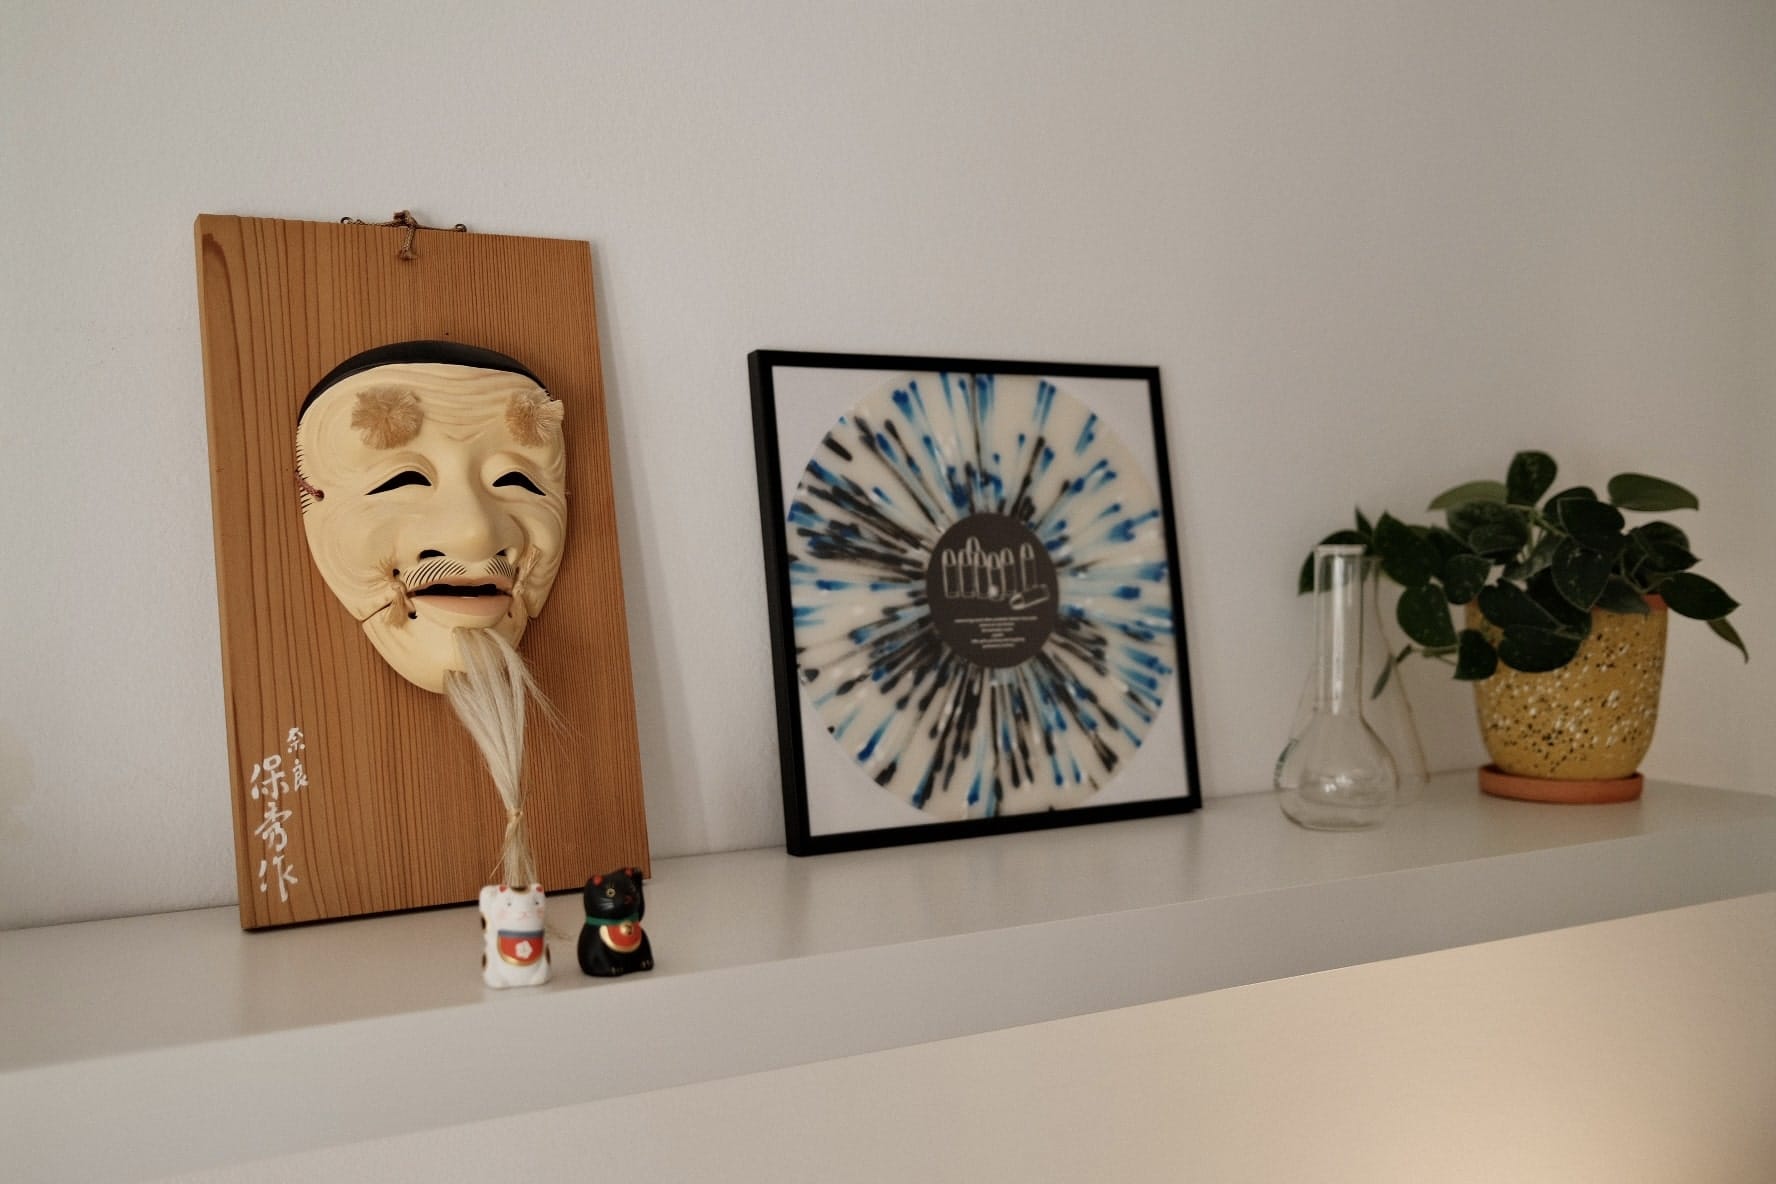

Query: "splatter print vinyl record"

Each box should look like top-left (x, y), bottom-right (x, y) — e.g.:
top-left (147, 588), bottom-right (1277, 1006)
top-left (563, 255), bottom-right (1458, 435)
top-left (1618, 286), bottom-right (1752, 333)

top-left (786, 370), bottom-right (1177, 822)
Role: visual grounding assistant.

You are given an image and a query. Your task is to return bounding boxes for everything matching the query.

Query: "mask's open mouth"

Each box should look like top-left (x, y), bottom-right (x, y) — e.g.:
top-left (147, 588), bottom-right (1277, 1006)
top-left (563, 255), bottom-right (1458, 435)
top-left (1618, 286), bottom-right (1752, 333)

top-left (413, 581), bottom-right (507, 599)
top-left (409, 579), bottom-right (514, 624)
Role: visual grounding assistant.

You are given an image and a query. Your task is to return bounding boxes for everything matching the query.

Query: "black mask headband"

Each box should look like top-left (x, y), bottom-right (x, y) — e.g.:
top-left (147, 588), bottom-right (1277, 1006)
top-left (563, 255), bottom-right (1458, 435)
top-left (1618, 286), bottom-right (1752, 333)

top-left (299, 341), bottom-right (546, 422)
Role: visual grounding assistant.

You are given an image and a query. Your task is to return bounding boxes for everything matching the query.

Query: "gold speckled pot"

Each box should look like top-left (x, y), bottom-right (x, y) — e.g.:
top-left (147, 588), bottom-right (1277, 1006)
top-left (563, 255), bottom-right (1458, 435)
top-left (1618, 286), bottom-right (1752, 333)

top-left (1468, 597), bottom-right (1668, 781)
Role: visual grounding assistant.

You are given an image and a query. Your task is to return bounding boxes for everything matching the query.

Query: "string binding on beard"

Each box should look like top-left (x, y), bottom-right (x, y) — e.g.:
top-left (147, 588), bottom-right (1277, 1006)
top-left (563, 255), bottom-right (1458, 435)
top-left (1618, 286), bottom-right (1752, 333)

top-left (443, 627), bottom-right (556, 887)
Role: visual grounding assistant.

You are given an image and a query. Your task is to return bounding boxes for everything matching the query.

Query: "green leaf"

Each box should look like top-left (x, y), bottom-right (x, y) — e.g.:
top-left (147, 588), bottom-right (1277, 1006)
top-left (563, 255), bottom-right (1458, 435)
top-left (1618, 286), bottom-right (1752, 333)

top-left (1448, 501), bottom-right (1531, 558)
top-left (1454, 630), bottom-right (1499, 680)
top-left (1497, 626), bottom-right (1584, 673)
top-left (1708, 616), bottom-right (1750, 662)
top-left (1428, 480), bottom-right (1508, 511)
top-left (1397, 583), bottom-right (1458, 648)
top-left (1441, 553), bottom-right (1492, 604)
top-left (1297, 530), bottom-right (1369, 594)
top-left (1551, 497), bottom-right (1627, 557)
top-left (1373, 513), bottom-right (1440, 587)
top-left (1628, 522), bottom-right (1696, 574)
top-left (1503, 531), bottom-right (1561, 582)
top-left (1608, 473), bottom-right (1699, 512)
top-left (1542, 485), bottom-right (1597, 512)
top-left (1526, 570), bottom-right (1593, 634)
top-left (1355, 507), bottom-right (1373, 536)
top-left (1506, 451), bottom-right (1557, 506)
top-left (1469, 524), bottom-right (1528, 556)
top-left (1423, 525), bottom-right (1467, 567)
top-left (1658, 572), bottom-right (1739, 621)
top-left (1594, 576), bottom-right (1651, 616)
top-left (1476, 582), bottom-right (1557, 630)
top-left (1550, 537), bottom-right (1612, 610)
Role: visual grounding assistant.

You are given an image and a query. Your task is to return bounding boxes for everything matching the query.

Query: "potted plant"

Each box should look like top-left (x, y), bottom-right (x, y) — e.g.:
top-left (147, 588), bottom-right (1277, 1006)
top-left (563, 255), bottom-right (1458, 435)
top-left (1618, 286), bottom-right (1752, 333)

top-left (1300, 451), bottom-right (1746, 803)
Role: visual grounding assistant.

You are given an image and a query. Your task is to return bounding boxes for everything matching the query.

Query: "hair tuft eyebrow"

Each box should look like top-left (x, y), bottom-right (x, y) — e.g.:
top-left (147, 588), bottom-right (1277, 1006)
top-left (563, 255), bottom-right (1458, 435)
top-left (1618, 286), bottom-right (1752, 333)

top-left (506, 388), bottom-right (565, 446)
top-left (351, 386), bottom-right (425, 449)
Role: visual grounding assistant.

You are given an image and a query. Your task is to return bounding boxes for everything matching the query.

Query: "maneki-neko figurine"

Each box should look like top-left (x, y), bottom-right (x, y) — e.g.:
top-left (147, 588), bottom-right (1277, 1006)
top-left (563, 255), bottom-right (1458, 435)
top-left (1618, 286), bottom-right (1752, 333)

top-left (578, 868), bottom-right (654, 978)
top-left (479, 883), bottom-right (551, 989)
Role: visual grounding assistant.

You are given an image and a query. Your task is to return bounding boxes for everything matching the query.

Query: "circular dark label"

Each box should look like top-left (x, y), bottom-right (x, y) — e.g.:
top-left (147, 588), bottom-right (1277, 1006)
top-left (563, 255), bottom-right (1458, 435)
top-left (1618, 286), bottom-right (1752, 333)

top-left (924, 513), bottom-right (1059, 668)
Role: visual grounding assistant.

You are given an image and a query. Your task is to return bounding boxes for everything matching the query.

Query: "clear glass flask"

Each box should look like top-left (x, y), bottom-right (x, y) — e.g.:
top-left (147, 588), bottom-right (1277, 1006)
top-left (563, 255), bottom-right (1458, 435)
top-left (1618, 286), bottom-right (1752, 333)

top-left (1275, 545), bottom-right (1399, 829)
top-left (1284, 554), bottom-right (1429, 804)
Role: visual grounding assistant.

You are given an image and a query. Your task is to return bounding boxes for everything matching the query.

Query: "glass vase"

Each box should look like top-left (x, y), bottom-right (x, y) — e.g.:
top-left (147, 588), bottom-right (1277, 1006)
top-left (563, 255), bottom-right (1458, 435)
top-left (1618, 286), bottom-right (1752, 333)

top-left (1284, 554), bottom-right (1429, 805)
top-left (1275, 545), bottom-right (1399, 830)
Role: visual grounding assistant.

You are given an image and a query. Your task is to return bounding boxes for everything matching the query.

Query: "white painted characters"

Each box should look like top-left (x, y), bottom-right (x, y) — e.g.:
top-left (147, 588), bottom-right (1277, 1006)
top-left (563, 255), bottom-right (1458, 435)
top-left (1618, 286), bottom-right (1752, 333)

top-left (250, 727), bottom-right (308, 903)
top-left (478, 883), bottom-right (551, 989)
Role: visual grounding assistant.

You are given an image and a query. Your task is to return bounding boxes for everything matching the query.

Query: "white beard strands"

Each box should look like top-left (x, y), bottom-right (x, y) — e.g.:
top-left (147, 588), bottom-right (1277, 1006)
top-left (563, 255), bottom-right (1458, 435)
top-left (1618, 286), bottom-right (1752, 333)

top-left (444, 627), bottom-right (554, 887)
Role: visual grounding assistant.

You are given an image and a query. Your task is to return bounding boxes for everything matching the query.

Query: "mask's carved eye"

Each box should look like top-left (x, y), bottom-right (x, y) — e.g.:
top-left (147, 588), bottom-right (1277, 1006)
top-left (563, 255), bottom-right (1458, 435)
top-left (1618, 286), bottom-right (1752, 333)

top-left (493, 471), bottom-right (546, 495)
top-left (368, 470), bottom-right (431, 494)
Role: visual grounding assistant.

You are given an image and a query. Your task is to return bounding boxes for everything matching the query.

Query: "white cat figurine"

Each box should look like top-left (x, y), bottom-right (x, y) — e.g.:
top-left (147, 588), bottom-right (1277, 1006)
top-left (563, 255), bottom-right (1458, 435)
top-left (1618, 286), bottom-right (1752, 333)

top-left (479, 883), bottom-right (551, 989)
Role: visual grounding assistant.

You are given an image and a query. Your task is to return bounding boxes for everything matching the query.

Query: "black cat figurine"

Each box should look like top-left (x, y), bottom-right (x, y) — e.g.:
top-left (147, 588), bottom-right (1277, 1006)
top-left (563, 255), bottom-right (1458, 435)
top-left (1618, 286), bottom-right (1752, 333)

top-left (577, 867), bottom-right (654, 978)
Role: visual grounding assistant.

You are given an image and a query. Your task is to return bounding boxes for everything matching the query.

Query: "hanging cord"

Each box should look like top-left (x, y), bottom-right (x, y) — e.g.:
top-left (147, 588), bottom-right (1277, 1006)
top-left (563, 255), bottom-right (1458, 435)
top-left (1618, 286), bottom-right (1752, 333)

top-left (339, 210), bottom-right (468, 261)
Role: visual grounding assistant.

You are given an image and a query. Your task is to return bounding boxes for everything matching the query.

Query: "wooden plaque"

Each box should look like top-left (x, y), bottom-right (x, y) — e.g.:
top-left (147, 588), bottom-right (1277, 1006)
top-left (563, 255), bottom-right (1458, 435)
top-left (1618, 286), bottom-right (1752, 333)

top-left (196, 215), bottom-right (647, 928)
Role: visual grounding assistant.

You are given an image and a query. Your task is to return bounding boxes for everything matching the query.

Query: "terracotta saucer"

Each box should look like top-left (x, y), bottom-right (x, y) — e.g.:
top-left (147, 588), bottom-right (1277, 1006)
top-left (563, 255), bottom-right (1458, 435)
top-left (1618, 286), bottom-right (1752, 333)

top-left (1478, 764), bottom-right (1643, 804)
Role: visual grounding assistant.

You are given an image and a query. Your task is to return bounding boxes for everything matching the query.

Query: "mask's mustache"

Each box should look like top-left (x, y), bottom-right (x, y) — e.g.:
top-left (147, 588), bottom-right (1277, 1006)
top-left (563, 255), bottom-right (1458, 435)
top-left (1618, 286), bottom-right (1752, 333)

top-left (404, 556), bottom-right (469, 591)
top-left (401, 555), bottom-right (519, 591)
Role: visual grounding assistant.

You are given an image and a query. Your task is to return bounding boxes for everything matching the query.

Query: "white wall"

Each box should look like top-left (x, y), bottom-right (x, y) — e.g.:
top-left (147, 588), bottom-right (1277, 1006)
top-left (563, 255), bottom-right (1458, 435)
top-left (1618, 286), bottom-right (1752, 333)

top-left (1, 1), bottom-right (1769, 929)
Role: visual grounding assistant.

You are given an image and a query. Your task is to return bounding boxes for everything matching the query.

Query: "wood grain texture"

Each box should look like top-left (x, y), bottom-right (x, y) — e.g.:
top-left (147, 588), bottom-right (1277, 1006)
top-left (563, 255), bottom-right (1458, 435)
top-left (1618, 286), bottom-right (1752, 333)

top-left (195, 214), bottom-right (647, 929)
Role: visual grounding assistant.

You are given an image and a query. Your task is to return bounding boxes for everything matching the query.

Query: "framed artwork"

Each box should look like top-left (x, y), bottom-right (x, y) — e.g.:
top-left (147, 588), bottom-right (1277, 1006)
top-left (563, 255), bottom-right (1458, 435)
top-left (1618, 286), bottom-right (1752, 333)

top-left (196, 215), bottom-right (648, 927)
top-left (750, 350), bottom-right (1200, 854)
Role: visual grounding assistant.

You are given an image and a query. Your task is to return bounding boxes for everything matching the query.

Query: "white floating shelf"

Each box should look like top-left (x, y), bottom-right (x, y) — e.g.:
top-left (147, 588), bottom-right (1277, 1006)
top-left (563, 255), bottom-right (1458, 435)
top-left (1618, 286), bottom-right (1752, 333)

top-left (5, 774), bottom-right (1775, 1181)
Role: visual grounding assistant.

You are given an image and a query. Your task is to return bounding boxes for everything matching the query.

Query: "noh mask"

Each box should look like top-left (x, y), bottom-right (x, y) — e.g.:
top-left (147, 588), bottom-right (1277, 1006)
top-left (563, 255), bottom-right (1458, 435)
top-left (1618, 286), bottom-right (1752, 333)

top-left (294, 341), bottom-right (568, 692)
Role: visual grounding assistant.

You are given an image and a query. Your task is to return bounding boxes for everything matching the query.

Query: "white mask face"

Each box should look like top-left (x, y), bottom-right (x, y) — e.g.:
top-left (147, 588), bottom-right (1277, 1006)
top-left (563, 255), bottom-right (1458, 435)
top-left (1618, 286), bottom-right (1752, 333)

top-left (295, 359), bottom-right (568, 692)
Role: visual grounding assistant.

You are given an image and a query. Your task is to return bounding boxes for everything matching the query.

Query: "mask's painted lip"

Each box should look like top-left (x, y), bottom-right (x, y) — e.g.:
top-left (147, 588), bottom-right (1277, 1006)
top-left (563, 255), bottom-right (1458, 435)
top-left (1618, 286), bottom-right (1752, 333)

top-left (411, 592), bottom-right (513, 625)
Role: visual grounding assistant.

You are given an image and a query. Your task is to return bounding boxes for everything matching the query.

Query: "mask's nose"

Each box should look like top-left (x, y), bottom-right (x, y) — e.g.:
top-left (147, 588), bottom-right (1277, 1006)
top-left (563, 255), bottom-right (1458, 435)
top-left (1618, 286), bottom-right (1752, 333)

top-left (408, 482), bottom-right (523, 567)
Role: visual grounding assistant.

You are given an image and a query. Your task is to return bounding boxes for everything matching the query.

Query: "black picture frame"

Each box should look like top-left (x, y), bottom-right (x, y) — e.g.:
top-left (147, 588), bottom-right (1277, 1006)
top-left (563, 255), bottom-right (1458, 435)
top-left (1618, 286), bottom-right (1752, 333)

top-left (750, 350), bottom-right (1201, 855)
